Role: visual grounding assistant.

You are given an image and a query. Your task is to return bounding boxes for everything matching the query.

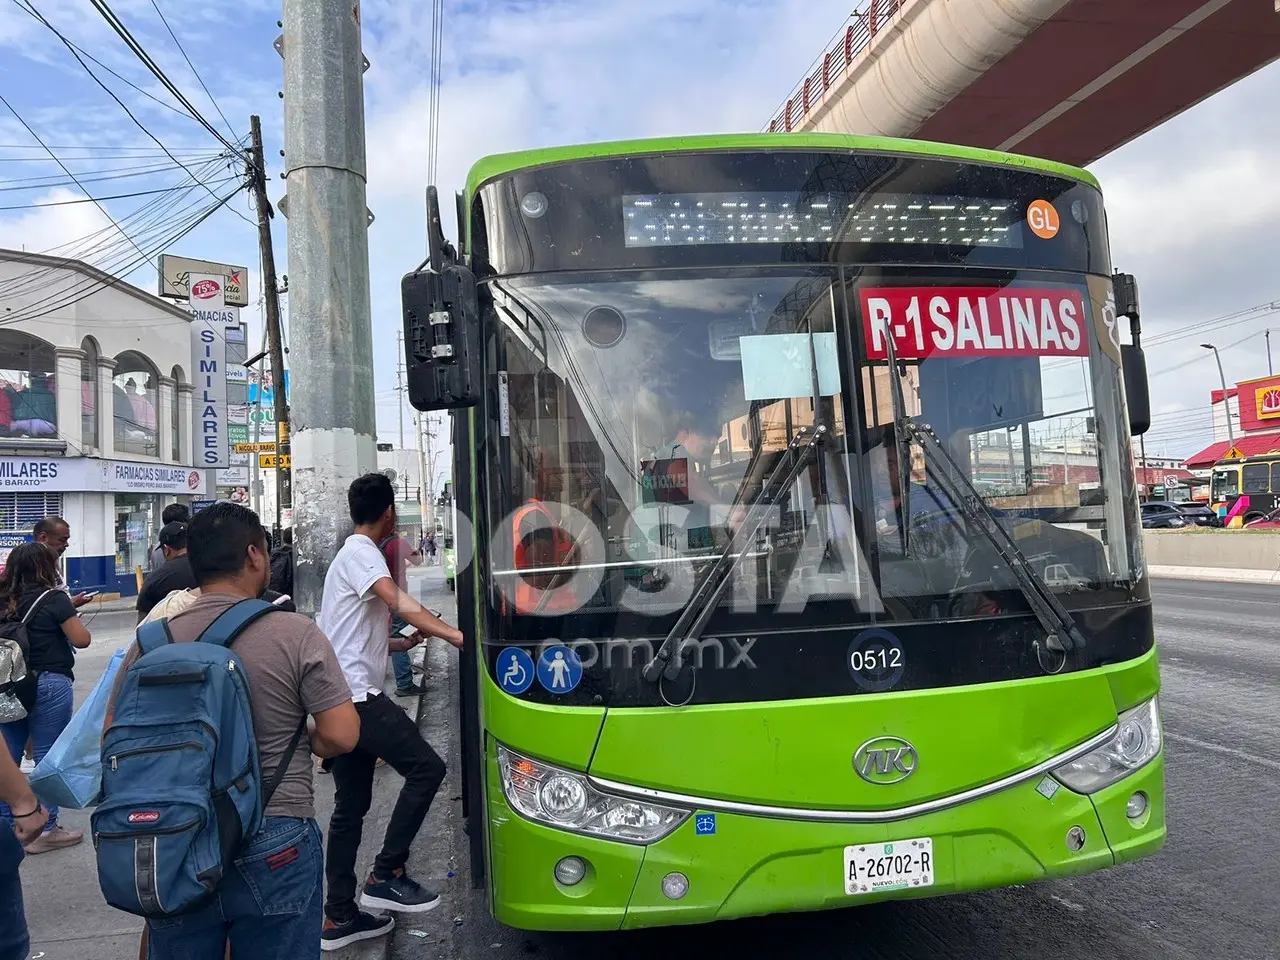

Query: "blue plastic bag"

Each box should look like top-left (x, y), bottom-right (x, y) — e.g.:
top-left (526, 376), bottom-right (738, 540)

top-left (29, 648), bottom-right (125, 810)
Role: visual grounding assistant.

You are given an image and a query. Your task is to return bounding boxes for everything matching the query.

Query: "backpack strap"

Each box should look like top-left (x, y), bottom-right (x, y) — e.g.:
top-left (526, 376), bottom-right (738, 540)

top-left (19, 589), bottom-right (55, 625)
top-left (263, 720), bottom-right (308, 809)
top-left (135, 618), bottom-right (175, 656)
top-left (196, 599), bottom-right (278, 649)
top-left (196, 598), bottom-right (302, 810)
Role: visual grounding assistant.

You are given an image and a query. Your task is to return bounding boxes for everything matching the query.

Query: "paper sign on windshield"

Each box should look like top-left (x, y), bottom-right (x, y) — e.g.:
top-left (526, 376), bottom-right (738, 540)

top-left (860, 287), bottom-right (1089, 361)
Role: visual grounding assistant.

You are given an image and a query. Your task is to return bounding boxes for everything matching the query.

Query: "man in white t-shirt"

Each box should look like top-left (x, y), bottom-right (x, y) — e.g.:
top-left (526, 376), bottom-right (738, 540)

top-left (317, 473), bottom-right (463, 952)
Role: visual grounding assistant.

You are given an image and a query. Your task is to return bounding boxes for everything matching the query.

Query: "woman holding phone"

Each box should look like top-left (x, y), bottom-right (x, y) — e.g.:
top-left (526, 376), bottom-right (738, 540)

top-left (0, 544), bottom-right (91, 854)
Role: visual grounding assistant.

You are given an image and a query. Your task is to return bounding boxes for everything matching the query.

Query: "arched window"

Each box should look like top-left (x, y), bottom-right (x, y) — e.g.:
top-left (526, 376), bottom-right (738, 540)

top-left (113, 351), bottom-right (159, 458)
top-left (80, 337), bottom-right (100, 450)
top-left (170, 365), bottom-right (184, 460)
top-left (0, 330), bottom-right (57, 441)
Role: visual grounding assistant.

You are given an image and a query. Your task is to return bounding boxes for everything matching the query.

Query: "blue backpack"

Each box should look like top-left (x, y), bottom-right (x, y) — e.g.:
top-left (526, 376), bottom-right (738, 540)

top-left (92, 599), bottom-right (304, 918)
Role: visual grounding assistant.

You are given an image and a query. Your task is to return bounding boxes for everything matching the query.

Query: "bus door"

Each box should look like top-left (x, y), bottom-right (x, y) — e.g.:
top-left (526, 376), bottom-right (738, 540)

top-left (452, 408), bottom-right (487, 888)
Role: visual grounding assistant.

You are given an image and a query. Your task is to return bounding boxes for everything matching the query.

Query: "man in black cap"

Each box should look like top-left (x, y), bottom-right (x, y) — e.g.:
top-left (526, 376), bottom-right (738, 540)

top-left (135, 521), bottom-right (198, 622)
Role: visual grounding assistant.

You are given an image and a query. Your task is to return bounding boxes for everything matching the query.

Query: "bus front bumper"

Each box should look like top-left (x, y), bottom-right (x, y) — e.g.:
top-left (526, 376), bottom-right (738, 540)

top-left (485, 752), bottom-right (1165, 932)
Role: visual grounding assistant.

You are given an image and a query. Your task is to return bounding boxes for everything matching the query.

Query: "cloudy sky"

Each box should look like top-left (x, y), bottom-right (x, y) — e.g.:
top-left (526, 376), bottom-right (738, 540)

top-left (0, 0), bottom-right (1276, 472)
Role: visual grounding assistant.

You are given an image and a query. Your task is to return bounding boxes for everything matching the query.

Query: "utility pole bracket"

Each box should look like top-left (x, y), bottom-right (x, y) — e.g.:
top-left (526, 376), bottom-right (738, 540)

top-left (274, 34), bottom-right (368, 72)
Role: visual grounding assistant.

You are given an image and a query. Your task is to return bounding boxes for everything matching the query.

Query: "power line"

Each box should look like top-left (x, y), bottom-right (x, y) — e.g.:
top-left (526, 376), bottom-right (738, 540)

top-left (0, 91), bottom-right (151, 261)
top-left (0, 183), bottom-right (246, 329)
top-left (427, 0), bottom-right (444, 186)
top-left (85, 0), bottom-right (244, 158)
top-left (8, 0), bottom-right (198, 124)
top-left (147, 0), bottom-right (236, 142)
top-left (0, 158), bottom-right (219, 191)
top-left (20, 0), bottom-right (254, 224)
top-left (0, 177), bottom-right (238, 211)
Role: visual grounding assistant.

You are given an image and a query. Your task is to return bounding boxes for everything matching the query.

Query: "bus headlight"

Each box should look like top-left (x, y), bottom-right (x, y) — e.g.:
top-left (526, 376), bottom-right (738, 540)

top-left (1052, 697), bottom-right (1162, 794)
top-left (498, 745), bottom-right (690, 844)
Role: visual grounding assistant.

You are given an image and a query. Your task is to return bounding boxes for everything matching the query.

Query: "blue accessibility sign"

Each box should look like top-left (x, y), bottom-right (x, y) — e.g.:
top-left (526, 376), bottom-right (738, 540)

top-left (536, 645), bottom-right (583, 694)
top-left (496, 647), bottom-right (535, 696)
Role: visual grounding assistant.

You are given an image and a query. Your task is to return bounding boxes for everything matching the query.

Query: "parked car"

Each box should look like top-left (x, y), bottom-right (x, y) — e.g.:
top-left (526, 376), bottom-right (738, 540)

top-left (1140, 501), bottom-right (1188, 529)
top-left (1244, 509), bottom-right (1280, 529)
top-left (1174, 502), bottom-right (1224, 528)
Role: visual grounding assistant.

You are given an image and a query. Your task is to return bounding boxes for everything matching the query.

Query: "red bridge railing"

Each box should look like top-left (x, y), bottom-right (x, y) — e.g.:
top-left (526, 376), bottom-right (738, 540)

top-left (765, 0), bottom-right (904, 133)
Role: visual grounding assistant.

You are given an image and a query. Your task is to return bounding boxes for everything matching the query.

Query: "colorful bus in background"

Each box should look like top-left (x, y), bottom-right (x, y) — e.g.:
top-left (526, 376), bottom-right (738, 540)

top-left (1210, 451), bottom-right (1280, 526)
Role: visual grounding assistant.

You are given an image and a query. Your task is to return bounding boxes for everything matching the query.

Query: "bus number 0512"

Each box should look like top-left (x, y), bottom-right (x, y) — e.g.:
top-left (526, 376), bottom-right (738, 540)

top-left (850, 647), bottom-right (903, 672)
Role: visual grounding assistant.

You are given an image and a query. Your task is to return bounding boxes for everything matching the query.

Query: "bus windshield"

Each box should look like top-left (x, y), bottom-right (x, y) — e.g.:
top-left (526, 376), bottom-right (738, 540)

top-left (482, 267), bottom-right (1143, 635)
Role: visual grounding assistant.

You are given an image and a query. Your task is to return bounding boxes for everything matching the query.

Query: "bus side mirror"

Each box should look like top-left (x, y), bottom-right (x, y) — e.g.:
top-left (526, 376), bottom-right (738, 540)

top-left (402, 264), bottom-right (482, 411)
top-left (1122, 343), bottom-right (1150, 436)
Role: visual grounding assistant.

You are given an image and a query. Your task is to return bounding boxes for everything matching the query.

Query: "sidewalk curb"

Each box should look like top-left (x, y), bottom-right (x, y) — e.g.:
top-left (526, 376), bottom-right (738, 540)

top-left (1149, 565), bottom-right (1280, 585)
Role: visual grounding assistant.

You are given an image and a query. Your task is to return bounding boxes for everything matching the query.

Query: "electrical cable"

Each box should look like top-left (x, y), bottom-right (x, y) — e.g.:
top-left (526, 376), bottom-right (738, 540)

top-left (21, 0), bottom-right (255, 222)
top-left (0, 158), bottom-right (212, 189)
top-left (0, 183), bottom-right (246, 330)
top-left (147, 0), bottom-right (236, 142)
top-left (85, 0), bottom-right (245, 158)
top-left (0, 178), bottom-right (237, 211)
top-left (8, 0), bottom-right (199, 124)
top-left (0, 154), bottom-right (237, 299)
top-left (0, 91), bottom-right (151, 262)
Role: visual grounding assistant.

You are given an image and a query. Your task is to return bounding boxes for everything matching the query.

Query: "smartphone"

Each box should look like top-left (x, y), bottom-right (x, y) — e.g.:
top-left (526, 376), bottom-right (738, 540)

top-left (81, 590), bottom-right (101, 600)
top-left (398, 623), bottom-right (418, 638)
top-left (271, 594), bottom-right (292, 606)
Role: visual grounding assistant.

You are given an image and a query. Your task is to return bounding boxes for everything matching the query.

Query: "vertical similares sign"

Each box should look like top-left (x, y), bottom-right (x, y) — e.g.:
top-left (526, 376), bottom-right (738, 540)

top-left (189, 273), bottom-right (229, 468)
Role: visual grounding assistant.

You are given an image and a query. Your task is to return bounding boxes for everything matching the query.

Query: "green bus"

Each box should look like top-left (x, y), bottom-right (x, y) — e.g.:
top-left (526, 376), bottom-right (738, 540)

top-left (402, 133), bottom-right (1164, 931)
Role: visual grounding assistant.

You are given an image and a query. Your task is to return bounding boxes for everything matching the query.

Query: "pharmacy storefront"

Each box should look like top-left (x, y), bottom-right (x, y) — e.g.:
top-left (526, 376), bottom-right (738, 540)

top-left (0, 457), bottom-right (206, 595)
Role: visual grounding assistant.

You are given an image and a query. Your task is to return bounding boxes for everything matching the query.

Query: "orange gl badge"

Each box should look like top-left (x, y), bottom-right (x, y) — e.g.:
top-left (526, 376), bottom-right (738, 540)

top-left (1026, 199), bottom-right (1060, 240)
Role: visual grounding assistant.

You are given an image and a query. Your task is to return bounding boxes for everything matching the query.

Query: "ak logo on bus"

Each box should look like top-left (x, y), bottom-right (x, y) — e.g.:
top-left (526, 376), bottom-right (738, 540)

top-left (853, 736), bottom-right (917, 785)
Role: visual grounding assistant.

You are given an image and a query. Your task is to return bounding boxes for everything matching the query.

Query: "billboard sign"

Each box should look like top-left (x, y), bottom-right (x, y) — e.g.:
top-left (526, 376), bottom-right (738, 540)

top-left (159, 254), bottom-right (248, 306)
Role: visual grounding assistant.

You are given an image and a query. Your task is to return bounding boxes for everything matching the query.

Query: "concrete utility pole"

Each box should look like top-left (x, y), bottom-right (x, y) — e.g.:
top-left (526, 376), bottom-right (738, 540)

top-left (396, 329), bottom-right (406, 451)
top-left (281, 0), bottom-right (376, 615)
top-left (248, 115), bottom-right (290, 539)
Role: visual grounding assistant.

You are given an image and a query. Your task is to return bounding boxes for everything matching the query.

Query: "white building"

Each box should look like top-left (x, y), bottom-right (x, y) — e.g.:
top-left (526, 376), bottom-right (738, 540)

top-left (0, 249), bottom-right (205, 595)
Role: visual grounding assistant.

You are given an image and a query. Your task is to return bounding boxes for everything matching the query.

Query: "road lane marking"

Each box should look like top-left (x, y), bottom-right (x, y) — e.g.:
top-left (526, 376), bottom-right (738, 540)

top-left (1165, 732), bottom-right (1280, 773)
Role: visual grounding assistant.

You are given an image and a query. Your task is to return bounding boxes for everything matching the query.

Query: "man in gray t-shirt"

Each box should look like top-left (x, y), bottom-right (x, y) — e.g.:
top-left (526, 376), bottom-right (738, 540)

top-left (110, 502), bottom-right (358, 958)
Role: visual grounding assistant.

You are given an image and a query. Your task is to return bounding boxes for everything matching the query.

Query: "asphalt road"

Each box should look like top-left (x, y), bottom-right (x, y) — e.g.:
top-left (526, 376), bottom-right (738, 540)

top-left (399, 578), bottom-right (1280, 960)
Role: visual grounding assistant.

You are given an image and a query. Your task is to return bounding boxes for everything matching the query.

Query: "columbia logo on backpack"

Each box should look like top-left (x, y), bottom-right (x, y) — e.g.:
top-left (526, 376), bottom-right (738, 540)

top-left (91, 598), bottom-right (304, 918)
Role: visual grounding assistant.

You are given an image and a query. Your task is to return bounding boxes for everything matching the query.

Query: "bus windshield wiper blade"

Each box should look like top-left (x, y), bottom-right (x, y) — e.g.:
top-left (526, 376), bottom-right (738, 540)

top-left (641, 424), bottom-right (827, 684)
top-left (905, 421), bottom-right (1087, 655)
top-left (876, 330), bottom-right (1086, 659)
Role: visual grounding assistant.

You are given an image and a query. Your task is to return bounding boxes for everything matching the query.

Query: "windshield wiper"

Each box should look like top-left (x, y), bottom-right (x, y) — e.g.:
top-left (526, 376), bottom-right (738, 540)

top-left (878, 333), bottom-right (1086, 664)
top-left (641, 423), bottom-right (827, 684)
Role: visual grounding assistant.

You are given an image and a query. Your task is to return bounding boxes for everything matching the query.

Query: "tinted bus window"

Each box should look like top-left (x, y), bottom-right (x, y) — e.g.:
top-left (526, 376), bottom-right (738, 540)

top-left (1243, 463), bottom-right (1269, 493)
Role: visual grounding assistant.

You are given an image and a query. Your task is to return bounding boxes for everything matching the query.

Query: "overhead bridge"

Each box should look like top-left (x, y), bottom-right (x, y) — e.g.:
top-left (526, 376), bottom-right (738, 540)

top-left (767, 0), bottom-right (1280, 167)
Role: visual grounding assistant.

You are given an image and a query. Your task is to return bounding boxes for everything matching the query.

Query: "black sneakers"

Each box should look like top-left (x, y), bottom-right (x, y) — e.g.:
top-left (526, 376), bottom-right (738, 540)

top-left (320, 911), bottom-right (394, 951)
top-left (359, 869), bottom-right (442, 913)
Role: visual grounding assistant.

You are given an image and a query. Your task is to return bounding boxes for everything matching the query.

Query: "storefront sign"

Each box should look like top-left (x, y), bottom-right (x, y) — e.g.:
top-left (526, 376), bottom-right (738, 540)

top-left (0, 458), bottom-right (206, 494)
top-left (0, 533), bottom-right (31, 571)
top-left (217, 466), bottom-right (251, 485)
top-left (861, 287), bottom-right (1089, 361)
top-left (159, 254), bottom-right (248, 307)
top-left (105, 462), bottom-right (206, 494)
top-left (191, 273), bottom-right (230, 469)
top-left (259, 453), bottom-right (291, 469)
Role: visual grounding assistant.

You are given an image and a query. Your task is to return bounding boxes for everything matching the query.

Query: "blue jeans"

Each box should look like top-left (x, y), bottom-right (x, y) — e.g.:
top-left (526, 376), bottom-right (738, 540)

top-left (0, 671), bottom-right (74, 831)
top-left (391, 650), bottom-right (414, 691)
top-left (146, 817), bottom-right (323, 960)
top-left (0, 828), bottom-right (27, 960)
